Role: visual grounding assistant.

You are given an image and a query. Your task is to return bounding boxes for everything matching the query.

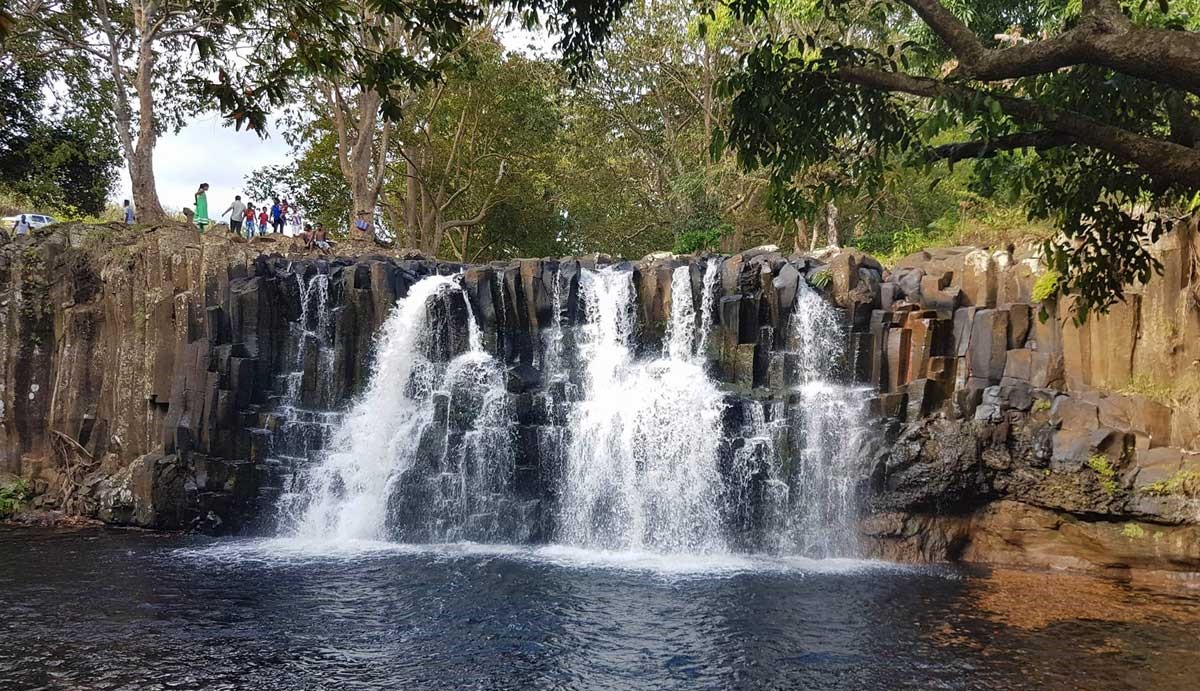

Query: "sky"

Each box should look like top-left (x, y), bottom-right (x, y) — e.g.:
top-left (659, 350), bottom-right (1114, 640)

top-left (112, 114), bottom-right (290, 214)
top-left (112, 27), bottom-right (556, 215)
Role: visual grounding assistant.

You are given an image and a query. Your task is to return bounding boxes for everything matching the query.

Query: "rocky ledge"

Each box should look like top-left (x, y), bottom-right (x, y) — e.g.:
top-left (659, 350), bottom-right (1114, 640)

top-left (1, 221), bottom-right (1197, 576)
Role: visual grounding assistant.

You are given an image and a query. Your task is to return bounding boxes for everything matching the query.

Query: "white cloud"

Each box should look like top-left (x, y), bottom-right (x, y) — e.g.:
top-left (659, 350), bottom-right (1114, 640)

top-left (113, 114), bottom-right (290, 214)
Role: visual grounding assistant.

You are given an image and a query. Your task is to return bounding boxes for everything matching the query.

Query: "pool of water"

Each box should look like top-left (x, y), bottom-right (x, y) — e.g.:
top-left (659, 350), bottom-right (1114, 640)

top-left (2, 527), bottom-right (1199, 690)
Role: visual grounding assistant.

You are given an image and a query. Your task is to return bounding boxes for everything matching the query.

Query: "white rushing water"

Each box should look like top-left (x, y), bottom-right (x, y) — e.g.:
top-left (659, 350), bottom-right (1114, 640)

top-left (559, 266), bottom-right (727, 553)
top-left (286, 274), bottom-right (509, 541)
top-left (271, 258), bottom-right (867, 559)
top-left (695, 258), bottom-right (721, 357)
top-left (266, 271), bottom-right (340, 527)
top-left (787, 282), bottom-right (868, 557)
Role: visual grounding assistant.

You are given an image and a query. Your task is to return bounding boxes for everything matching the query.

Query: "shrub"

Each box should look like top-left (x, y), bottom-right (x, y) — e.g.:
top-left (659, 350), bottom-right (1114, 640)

top-left (673, 223), bottom-right (733, 255)
top-left (1121, 523), bottom-right (1146, 539)
top-left (0, 479), bottom-right (30, 518)
top-left (1032, 270), bottom-right (1061, 303)
top-left (1087, 455), bottom-right (1119, 496)
top-left (809, 269), bottom-right (832, 288)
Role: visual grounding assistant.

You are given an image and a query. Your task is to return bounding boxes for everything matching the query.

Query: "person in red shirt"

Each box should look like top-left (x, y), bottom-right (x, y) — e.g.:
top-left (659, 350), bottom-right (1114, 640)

top-left (243, 204), bottom-right (257, 239)
top-left (257, 208), bottom-right (269, 236)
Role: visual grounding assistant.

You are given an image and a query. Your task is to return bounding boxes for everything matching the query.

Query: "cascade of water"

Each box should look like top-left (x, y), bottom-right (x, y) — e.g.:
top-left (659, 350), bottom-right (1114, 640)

top-left (696, 258), bottom-right (721, 357)
top-left (786, 282), bottom-right (867, 557)
top-left (264, 270), bottom-right (340, 526)
top-left (559, 266), bottom-right (727, 553)
top-left (540, 268), bottom-right (567, 378)
top-left (287, 274), bottom-right (513, 542)
top-left (664, 265), bottom-right (697, 361)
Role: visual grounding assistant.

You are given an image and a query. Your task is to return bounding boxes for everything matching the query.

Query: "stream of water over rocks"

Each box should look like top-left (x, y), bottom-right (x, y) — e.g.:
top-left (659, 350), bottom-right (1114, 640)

top-left (3, 528), bottom-right (1200, 691)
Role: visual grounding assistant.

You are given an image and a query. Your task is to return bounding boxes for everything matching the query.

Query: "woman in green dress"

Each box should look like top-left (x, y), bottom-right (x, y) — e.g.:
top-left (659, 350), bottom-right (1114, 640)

top-left (194, 183), bottom-right (210, 231)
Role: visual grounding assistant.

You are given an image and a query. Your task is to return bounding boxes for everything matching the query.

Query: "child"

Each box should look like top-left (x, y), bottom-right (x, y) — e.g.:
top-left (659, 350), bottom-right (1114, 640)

top-left (243, 204), bottom-right (257, 239)
top-left (258, 207), bottom-right (269, 236)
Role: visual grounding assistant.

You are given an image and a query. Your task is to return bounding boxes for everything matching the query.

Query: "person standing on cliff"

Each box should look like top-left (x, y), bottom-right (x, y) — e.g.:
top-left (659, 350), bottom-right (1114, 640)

top-left (194, 183), bottom-right (210, 231)
top-left (279, 198), bottom-right (290, 234)
top-left (11, 214), bottom-right (30, 236)
top-left (243, 203), bottom-right (257, 239)
top-left (270, 197), bottom-right (283, 234)
top-left (258, 206), bottom-right (269, 236)
top-left (123, 199), bottom-right (134, 225)
top-left (223, 195), bottom-right (246, 235)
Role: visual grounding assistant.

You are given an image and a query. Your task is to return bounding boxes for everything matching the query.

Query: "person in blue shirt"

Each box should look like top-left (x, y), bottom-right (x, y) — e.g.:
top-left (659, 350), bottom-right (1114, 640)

top-left (270, 198), bottom-right (283, 234)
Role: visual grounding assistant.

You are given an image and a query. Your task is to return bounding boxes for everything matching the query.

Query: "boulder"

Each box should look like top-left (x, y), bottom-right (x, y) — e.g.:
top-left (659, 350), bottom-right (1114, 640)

top-left (1050, 396), bottom-right (1100, 431)
top-left (967, 309), bottom-right (1009, 382)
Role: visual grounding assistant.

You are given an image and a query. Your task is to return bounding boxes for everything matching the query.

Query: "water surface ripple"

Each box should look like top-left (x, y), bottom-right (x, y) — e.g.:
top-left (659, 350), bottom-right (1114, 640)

top-left (2, 528), bottom-right (1199, 690)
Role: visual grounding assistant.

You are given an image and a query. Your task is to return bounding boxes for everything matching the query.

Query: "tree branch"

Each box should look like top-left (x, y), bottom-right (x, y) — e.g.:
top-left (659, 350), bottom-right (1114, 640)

top-left (898, 0), bottom-right (984, 63)
top-left (836, 66), bottom-right (1200, 184)
top-left (928, 131), bottom-right (1078, 163)
top-left (899, 0), bottom-right (1200, 94)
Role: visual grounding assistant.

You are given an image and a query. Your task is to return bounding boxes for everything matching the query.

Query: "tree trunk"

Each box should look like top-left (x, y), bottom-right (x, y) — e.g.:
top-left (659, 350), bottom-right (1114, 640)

top-left (825, 201), bottom-right (840, 248)
top-left (793, 218), bottom-right (809, 253)
top-left (404, 154), bottom-right (419, 248)
top-left (98, 0), bottom-right (165, 221)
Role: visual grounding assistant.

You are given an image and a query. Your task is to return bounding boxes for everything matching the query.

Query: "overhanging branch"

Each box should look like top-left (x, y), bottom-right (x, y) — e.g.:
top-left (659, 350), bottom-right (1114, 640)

top-left (929, 131), bottom-right (1078, 163)
top-left (837, 66), bottom-right (1200, 185)
top-left (898, 0), bottom-right (1200, 95)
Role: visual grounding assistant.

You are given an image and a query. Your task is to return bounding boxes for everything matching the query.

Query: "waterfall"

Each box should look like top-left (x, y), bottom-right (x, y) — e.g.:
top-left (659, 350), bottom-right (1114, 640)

top-left (664, 265), bottom-right (697, 360)
top-left (696, 258), bottom-right (721, 357)
top-left (286, 274), bottom-right (513, 542)
top-left (786, 283), bottom-right (868, 557)
top-left (263, 257), bottom-right (871, 559)
top-left (263, 270), bottom-right (339, 526)
top-left (558, 266), bottom-right (727, 553)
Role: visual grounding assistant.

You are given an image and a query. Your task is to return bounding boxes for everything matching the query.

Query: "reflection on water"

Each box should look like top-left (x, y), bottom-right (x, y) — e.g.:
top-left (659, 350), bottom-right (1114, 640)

top-left (2, 528), bottom-right (1199, 691)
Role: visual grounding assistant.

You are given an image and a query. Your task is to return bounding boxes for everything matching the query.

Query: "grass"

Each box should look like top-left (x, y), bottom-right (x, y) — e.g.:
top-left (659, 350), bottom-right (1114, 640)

top-left (1032, 398), bottom-right (1052, 413)
top-left (1113, 371), bottom-right (1200, 409)
top-left (852, 198), bottom-right (1054, 267)
top-left (809, 269), bottom-right (832, 288)
top-left (1088, 454), bottom-right (1119, 496)
top-left (1140, 470), bottom-right (1200, 499)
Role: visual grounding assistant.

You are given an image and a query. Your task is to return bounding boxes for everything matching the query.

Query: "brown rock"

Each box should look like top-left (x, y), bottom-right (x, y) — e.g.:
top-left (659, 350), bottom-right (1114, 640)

top-left (1050, 396), bottom-right (1100, 431)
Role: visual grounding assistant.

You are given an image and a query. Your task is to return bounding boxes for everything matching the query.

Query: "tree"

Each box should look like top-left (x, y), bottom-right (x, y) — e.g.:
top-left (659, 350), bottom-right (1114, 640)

top-left (555, 0), bottom-right (780, 258)
top-left (721, 0), bottom-right (1200, 317)
top-left (258, 31), bottom-right (565, 258)
top-left (385, 36), bottom-right (563, 257)
top-left (245, 131), bottom-right (351, 231)
top-left (8, 0), bottom-right (240, 221)
top-left (0, 54), bottom-right (120, 216)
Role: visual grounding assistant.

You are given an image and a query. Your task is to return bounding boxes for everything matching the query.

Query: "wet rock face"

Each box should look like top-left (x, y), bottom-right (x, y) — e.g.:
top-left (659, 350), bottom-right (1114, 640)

top-left (1, 226), bottom-right (869, 534)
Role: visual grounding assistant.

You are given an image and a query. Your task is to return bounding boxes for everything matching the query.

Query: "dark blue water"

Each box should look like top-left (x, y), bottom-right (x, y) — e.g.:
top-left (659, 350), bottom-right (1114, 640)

top-left (2, 528), bottom-right (1198, 690)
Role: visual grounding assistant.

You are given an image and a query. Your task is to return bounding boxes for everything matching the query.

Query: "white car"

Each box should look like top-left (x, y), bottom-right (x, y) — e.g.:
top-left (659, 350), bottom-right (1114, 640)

top-left (3, 213), bottom-right (58, 230)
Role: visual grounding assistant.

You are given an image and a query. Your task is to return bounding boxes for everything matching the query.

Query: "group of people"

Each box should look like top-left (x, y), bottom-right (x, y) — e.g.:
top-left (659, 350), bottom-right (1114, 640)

top-left (192, 184), bottom-right (299, 238)
top-left (187, 183), bottom-right (334, 253)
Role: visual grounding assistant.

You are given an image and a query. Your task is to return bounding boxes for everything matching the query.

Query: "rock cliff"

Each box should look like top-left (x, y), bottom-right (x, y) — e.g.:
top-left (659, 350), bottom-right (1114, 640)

top-left (2, 220), bottom-right (1198, 575)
